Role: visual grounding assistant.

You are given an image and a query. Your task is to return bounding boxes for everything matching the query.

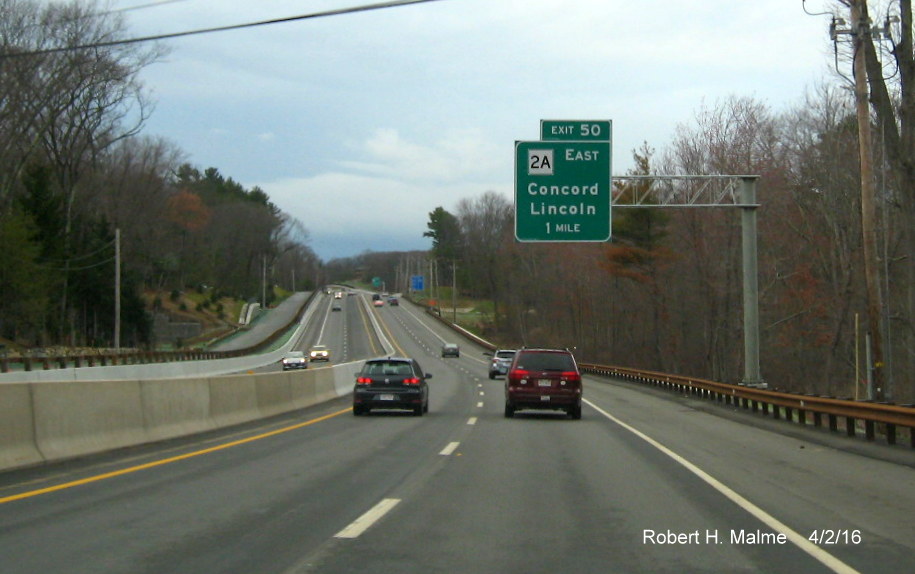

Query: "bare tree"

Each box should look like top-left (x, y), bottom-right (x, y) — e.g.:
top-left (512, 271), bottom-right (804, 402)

top-left (1, 0), bottom-right (164, 340)
top-left (456, 191), bottom-right (513, 328)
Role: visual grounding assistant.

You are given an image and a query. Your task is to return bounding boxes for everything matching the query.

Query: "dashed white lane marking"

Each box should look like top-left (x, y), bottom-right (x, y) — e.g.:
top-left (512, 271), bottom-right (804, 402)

top-left (334, 498), bottom-right (401, 539)
top-left (439, 442), bottom-right (461, 456)
top-left (477, 402), bottom-right (484, 408)
top-left (479, 391), bottom-right (485, 396)
top-left (467, 417), bottom-right (477, 425)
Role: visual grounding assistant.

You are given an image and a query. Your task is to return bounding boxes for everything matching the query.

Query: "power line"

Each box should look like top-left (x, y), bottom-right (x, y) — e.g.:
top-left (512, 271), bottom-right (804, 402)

top-left (11, 0), bottom-right (193, 34)
top-left (2, 0), bottom-right (448, 58)
top-left (35, 255), bottom-right (116, 272)
top-left (109, 0), bottom-right (191, 15)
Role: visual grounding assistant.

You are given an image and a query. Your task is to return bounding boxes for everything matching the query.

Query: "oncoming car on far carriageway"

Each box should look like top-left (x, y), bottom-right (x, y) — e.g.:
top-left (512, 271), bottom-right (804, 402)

top-left (281, 351), bottom-right (308, 371)
top-left (309, 345), bottom-right (331, 362)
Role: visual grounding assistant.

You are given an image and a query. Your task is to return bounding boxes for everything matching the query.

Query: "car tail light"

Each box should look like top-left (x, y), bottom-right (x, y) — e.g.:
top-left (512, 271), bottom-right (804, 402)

top-left (561, 372), bottom-right (582, 386)
top-left (402, 377), bottom-right (421, 385)
top-left (508, 369), bottom-right (530, 384)
top-left (356, 377), bottom-right (373, 385)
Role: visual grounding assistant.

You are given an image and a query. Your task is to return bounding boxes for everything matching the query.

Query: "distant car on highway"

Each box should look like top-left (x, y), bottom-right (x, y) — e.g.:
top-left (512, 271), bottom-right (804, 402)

top-left (309, 345), bottom-right (331, 362)
top-left (332, 302), bottom-right (342, 311)
top-left (281, 351), bottom-right (308, 371)
top-left (387, 296), bottom-right (399, 306)
top-left (485, 349), bottom-right (516, 379)
top-left (373, 299), bottom-right (384, 307)
top-left (441, 343), bottom-right (460, 358)
top-left (353, 357), bottom-right (431, 416)
top-left (504, 348), bottom-right (582, 419)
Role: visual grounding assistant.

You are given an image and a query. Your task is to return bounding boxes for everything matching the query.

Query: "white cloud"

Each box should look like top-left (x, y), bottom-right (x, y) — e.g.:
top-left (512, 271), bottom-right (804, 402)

top-left (337, 127), bottom-right (503, 184)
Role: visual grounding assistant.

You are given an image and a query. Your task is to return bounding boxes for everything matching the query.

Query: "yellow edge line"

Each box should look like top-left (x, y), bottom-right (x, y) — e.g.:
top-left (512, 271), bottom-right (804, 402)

top-left (356, 295), bottom-right (383, 356)
top-left (371, 304), bottom-right (407, 357)
top-left (0, 406), bottom-right (352, 505)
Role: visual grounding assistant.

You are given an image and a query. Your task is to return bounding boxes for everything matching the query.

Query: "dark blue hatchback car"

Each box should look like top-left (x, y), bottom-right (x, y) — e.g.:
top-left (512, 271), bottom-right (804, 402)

top-left (353, 357), bottom-right (431, 416)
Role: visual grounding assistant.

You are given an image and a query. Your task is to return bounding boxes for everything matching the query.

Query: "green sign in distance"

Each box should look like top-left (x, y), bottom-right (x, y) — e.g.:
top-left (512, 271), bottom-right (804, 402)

top-left (514, 140), bottom-right (611, 242)
top-left (541, 119), bottom-right (612, 142)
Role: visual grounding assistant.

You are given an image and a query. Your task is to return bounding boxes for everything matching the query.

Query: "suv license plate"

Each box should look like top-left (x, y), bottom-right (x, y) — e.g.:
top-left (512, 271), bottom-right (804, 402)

top-left (538, 380), bottom-right (552, 387)
top-left (379, 394), bottom-right (396, 401)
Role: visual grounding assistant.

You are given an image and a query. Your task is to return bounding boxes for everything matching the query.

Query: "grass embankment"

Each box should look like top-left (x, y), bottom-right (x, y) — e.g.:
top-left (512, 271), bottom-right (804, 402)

top-left (408, 287), bottom-right (495, 339)
top-left (147, 286), bottom-right (294, 350)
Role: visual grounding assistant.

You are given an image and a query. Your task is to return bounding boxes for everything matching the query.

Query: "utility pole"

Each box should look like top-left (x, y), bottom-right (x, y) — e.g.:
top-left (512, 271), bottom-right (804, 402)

top-left (825, 2), bottom-right (887, 400)
top-left (262, 254), bottom-right (267, 309)
top-left (850, 0), bottom-right (885, 400)
top-left (114, 228), bottom-right (121, 350)
top-left (452, 260), bottom-right (457, 323)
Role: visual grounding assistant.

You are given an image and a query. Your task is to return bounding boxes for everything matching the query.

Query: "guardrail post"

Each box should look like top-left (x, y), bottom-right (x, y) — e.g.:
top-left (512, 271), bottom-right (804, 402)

top-left (865, 420), bottom-right (875, 441)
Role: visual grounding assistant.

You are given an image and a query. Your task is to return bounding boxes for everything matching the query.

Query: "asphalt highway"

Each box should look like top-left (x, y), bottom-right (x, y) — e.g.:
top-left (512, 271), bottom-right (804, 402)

top-left (0, 295), bottom-right (912, 573)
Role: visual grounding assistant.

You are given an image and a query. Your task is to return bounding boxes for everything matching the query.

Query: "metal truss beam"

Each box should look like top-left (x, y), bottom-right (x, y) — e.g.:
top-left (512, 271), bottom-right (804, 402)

top-left (611, 175), bottom-right (760, 208)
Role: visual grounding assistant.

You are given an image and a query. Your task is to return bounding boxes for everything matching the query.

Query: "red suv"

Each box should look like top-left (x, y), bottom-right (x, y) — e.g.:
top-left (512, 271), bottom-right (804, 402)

top-left (504, 348), bottom-right (582, 419)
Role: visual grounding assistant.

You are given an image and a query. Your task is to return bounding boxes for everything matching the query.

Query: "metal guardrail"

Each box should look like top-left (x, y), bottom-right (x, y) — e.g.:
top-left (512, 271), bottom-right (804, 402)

top-left (404, 303), bottom-right (915, 449)
top-left (581, 364), bottom-right (915, 449)
top-left (0, 291), bottom-right (318, 375)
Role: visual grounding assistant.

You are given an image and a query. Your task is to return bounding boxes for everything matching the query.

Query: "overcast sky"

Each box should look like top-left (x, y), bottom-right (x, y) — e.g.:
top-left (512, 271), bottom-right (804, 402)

top-left (110, 0), bottom-right (836, 261)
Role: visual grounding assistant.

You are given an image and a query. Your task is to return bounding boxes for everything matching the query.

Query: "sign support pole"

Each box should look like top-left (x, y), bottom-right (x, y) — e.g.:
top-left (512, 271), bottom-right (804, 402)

top-left (740, 177), bottom-right (762, 387)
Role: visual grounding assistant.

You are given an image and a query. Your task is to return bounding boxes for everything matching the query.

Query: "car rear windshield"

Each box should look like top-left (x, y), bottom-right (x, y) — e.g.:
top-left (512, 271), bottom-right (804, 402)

top-left (362, 361), bottom-right (414, 376)
top-left (514, 352), bottom-right (575, 372)
top-left (495, 351), bottom-right (516, 359)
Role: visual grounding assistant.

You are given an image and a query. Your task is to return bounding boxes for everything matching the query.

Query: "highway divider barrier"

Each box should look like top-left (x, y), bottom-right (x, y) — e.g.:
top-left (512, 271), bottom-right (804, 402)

top-left (0, 365), bottom-right (360, 473)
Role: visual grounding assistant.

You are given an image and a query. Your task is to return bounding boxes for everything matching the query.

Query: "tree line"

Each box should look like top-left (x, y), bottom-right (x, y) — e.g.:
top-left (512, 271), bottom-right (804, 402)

top-left (0, 0), bottom-right (319, 348)
top-left (422, 87), bottom-right (914, 404)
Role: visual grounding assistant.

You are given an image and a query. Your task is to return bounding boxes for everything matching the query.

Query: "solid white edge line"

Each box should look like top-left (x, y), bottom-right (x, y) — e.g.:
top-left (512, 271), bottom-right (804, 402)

top-left (583, 399), bottom-right (861, 574)
top-left (439, 441), bottom-right (460, 456)
top-left (334, 498), bottom-right (401, 539)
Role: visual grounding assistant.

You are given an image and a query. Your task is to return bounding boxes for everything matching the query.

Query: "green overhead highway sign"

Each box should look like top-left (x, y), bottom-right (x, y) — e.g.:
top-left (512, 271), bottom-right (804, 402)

top-left (514, 139), bottom-right (611, 242)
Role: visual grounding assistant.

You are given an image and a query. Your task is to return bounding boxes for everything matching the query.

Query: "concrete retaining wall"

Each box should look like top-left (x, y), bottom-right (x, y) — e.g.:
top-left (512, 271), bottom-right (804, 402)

top-left (0, 364), bottom-right (357, 473)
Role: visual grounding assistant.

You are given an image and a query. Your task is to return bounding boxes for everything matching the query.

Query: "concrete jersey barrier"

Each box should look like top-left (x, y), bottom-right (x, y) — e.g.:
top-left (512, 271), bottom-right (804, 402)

top-left (0, 362), bottom-right (363, 472)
